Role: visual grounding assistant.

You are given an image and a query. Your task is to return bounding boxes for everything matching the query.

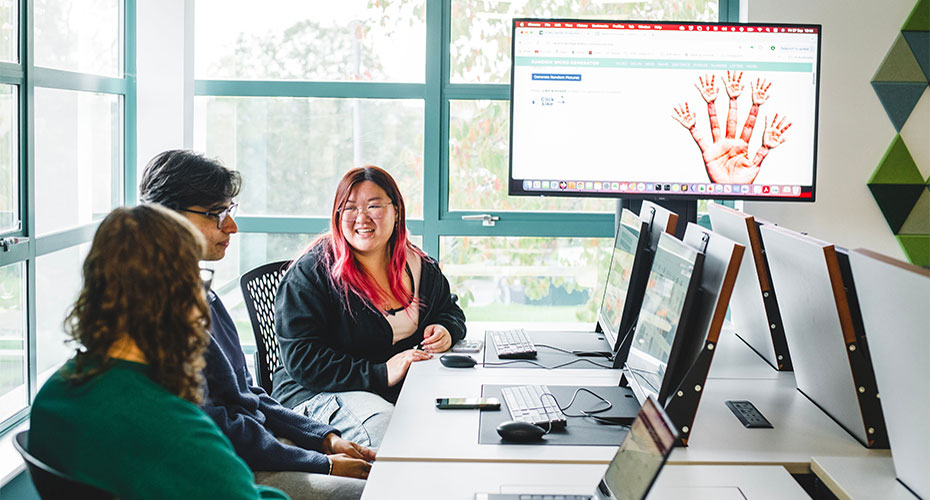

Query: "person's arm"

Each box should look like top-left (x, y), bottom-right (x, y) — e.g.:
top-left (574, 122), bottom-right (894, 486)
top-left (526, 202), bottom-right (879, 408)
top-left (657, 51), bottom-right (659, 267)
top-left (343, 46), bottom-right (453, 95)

top-left (425, 258), bottom-right (467, 346)
top-left (201, 393), bottom-right (332, 474)
top-left (275, 259), bottom-right (391, 396)
top-left (694, 74), bottom-right (721, 142)
top-left (753, 114), bottom-right (791, 168)
top-left (740, 78), bottom-right (771, 143)
top-left (672, 103), bottom-right (709, 154)
top-left (723, 70), bottom-right (744, 139)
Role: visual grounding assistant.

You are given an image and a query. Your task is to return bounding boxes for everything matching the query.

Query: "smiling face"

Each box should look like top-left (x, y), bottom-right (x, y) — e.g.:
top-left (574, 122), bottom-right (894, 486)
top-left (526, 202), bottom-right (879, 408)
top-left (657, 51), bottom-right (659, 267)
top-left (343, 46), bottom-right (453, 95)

top-left (181, 201), bottom-right (238, 261)
top-left (340, 180), bottom-right (397, 260)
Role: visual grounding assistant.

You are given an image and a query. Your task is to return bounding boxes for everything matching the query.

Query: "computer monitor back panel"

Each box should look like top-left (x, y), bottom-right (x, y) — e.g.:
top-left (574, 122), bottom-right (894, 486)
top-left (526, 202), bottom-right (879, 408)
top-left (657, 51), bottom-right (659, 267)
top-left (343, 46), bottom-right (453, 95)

top-left (640, 201), bottom-right (678, 253)
top-left (760, 225), bottom-right (867, 444)
top-left (626, 232), bottom-right (704, 405)
top-left (708, 203), bottom-right (780, 368)
top-left (849, 249), bottom-right (930, 498)
top-left (599, 209), bottom-right (650, 349)
top-left (675, 223), bottom-right (745, 382)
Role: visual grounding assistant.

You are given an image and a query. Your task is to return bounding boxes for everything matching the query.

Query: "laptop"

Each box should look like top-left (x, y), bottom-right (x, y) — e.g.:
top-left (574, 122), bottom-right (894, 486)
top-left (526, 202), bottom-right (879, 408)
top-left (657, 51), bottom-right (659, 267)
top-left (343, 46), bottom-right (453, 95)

top-left (476, 396), bottom-right (678, 500)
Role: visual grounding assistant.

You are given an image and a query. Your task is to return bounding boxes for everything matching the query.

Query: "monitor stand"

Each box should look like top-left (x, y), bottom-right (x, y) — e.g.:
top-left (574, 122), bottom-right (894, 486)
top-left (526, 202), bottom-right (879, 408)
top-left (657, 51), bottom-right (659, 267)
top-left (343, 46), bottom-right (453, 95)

top-left (616, 199), bottom-right (697, 240)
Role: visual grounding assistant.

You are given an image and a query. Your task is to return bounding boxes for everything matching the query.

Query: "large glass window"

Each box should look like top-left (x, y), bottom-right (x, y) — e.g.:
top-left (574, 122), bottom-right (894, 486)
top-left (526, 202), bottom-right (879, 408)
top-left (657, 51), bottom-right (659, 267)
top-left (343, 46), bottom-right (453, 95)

top-left (0, 85), bottom-right (17, 232)
top-left (450, 0), bottom-right (719, 83)
top-left (195, 0), bottom-right (426, 82)
top-left (0, 0), bottom-right (16, 63)
top-left (35, 244), bottom-right (89, 377)
top-left (0, 262), bottom-right (25, 423)
top-left (194, 97), bottom-right (425, 219)
top-left (441, 236), bottom-right (612, 322)
top-left (34, 89), bottom-right (122, 235)
top-left (33, 0), bottom-right (122, 76)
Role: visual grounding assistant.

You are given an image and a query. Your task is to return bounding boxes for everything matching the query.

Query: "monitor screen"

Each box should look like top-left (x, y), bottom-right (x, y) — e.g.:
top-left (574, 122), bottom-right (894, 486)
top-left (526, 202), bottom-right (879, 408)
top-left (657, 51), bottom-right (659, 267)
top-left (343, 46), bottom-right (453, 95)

top-left (626, 232), bottom-right (703, 402)
top-left (598, 209), bottom-right (648, 349)
top-left (600, 396), bottom-right (678, 500)
top-left (509, 19), bottom-right (821, 201)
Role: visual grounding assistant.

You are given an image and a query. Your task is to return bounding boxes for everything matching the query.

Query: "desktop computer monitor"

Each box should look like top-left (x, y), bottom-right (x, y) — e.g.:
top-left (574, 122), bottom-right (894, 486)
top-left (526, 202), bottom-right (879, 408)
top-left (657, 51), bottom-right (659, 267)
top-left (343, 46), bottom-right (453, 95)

top-left (599, 209), bottom-right (651, 352)
top-left (625, 232), bottom-right (704, 406)
top-left (509, 19), bottom-right (821, 201)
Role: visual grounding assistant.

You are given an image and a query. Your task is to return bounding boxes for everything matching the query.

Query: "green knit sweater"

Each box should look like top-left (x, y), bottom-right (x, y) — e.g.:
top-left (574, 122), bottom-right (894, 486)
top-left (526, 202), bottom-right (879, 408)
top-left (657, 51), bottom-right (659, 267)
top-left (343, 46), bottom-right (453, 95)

top-left (29, 358), bottom-right (290, 500)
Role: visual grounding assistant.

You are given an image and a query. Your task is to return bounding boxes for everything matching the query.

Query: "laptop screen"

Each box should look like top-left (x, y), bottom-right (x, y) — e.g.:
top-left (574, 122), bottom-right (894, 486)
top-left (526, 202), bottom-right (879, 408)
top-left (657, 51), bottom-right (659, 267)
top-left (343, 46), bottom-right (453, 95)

top-left (600, 396), bottom-right (678, 500)
top-left (598, 209), bottom-right (646, 348)
top-left (626, 232), bottom-right (702, 402)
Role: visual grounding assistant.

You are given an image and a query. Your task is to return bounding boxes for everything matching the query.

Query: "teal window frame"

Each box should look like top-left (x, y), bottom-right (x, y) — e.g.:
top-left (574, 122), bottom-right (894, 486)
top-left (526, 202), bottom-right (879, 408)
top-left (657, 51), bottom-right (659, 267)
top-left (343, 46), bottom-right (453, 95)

top-left (198, 0), bottom-right (738, 295)
top-left (0, 0), bottom-right (137, 434)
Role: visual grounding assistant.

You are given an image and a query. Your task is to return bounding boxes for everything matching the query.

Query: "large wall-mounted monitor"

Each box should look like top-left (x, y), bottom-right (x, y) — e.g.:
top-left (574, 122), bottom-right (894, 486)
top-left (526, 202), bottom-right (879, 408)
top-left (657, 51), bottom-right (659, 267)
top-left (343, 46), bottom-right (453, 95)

top-left (509, 19), bottom-right (822, 202)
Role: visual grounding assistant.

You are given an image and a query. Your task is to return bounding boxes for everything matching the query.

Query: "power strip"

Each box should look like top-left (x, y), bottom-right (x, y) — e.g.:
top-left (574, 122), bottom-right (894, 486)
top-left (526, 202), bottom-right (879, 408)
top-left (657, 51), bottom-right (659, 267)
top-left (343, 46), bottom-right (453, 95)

top-left (725, 400), bottom-right (773, 428)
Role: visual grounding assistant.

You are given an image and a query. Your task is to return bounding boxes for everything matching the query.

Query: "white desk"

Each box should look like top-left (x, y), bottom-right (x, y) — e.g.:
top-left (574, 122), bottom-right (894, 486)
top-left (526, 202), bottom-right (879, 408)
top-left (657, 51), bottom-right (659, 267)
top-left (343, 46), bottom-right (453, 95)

top-left (362, 462), bottom-right (811, 500)
top-left (378, 361), bottom-right (623, 464)
top-left (811, 456), bottom-right (916, 500)
top-left (670, 376), bottom-right (886, 474)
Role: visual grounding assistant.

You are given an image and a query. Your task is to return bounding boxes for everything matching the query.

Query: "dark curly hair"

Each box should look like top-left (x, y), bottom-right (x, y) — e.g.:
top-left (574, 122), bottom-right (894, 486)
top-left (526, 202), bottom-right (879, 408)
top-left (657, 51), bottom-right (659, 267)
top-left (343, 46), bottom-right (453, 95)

top-left (64, 204), bottom-right (211, 403)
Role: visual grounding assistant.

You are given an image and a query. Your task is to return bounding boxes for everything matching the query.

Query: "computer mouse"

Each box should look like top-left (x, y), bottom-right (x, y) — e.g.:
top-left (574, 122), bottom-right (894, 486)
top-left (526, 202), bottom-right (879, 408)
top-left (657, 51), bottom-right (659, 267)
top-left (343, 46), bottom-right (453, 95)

top-left (439, 354), bottom-right (477, 368)
top-left (496, 420), bottom-right (546, 442)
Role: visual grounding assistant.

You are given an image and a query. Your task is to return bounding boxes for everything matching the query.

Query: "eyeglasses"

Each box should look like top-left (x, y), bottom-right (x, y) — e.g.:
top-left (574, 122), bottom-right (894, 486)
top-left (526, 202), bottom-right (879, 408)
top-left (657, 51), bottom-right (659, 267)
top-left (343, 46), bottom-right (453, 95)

top-left (339, 203), bottom-right (392, 223)
top-left (199, 268), bottom-right (214, 293)
top-left (179, 202), bottom-right (238, 229)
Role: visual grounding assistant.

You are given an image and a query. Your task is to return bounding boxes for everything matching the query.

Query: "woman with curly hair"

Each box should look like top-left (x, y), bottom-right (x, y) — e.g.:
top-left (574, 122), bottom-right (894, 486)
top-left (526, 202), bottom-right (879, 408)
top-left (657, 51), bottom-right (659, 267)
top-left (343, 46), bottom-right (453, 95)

top-left (28, 204), bottom-right (289, 500)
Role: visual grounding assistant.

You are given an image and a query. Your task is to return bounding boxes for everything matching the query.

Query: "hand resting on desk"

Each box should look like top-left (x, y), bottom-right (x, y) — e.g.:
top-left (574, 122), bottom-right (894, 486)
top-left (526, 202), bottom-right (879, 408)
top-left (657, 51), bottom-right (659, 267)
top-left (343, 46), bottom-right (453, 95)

top-left (387, 348), bottom-right (433, 386)
top-left (323, 432), bottom-right (377, 479)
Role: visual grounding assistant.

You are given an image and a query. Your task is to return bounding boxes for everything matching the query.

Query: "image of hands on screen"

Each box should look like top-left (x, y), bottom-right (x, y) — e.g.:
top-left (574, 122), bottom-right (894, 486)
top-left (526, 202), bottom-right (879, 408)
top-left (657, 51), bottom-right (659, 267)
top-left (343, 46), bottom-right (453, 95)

top-left (673, 71), bottom-right (792, 184)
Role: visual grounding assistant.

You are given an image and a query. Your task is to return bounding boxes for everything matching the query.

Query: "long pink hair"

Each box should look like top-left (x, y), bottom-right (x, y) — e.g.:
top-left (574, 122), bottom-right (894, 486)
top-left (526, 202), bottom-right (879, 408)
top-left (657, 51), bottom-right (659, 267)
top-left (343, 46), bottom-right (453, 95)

top-left (300, 166), bottom-right (425, 313)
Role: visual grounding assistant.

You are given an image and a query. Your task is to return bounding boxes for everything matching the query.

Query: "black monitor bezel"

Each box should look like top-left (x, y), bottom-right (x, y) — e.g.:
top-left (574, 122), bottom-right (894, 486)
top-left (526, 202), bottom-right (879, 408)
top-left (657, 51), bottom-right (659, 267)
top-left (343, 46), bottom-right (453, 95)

top-left (624, 231), bottom-right (706, 406)
top-left (598, 208), bottom-right (651, 351)
top-left (507, 18), bottom-right (823, 203)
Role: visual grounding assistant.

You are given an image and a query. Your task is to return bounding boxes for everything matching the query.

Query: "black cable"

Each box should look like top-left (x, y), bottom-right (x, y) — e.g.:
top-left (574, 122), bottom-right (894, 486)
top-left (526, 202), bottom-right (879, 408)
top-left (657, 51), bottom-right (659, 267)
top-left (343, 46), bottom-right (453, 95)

top-left (482, 357), bottom-right (615, 369)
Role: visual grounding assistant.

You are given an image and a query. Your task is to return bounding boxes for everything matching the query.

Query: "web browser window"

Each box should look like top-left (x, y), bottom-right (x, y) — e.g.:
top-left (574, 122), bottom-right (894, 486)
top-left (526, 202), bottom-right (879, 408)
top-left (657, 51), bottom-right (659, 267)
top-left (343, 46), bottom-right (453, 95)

top-left (510, 20), bottom-right (821, 201)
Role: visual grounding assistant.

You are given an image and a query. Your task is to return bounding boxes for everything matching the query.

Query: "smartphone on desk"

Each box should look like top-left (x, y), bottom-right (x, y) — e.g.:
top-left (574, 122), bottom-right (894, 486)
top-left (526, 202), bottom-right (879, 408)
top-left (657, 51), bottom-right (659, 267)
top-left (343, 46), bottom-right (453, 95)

top-left (451, 339), bottom-right (483, 353)
top-left (435, 397), bottom-right (500, 410)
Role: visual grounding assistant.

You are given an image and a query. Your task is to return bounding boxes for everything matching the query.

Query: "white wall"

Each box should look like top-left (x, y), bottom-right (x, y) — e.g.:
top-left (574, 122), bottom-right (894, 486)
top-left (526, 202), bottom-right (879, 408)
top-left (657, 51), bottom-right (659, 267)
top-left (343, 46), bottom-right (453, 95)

top-left (136, 0), bottom-right (194, 181)
top-left (744, 0), bottom-right (924, 259)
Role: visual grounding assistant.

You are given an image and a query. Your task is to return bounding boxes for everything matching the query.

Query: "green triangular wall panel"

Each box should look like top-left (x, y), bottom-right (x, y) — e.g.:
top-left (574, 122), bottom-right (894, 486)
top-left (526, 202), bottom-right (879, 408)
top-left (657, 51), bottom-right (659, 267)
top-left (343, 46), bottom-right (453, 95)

top-left (899, 188), bottom-right (930, 234)
top-left (870, 135), bottom-right (925, 184)
top-left (897, 234), bottom-right (930, 267)
top-left (902, 0), bottom-right (930, 31)
top-left (869, 184), bottom-right (925, 233)
top-left (873, 33), bottom-right (928, 82)
top-left (872, 82), bottom-right (929, 131)
top-left (903, 31), bottom-right (930, 81)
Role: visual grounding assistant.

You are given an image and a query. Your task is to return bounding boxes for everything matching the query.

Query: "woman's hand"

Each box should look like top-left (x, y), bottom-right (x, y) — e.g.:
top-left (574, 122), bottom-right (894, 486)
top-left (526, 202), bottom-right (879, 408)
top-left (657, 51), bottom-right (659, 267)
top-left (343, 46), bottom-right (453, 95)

top-left (329, 454), bottom-right (372, 479)
top-left (386, 349), bottom-right (432, 386)
top-left (322, 432), bottom-right (377, 462)
top-left (421, 324), bottom-right (453, 353)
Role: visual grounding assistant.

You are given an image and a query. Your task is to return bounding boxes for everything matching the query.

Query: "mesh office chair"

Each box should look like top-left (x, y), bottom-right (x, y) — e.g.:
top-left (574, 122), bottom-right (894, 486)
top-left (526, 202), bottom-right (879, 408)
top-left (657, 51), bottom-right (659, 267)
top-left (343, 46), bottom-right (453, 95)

top-left (240, 260), bottom-right (291, 394)
top-left (12, 431), bottom-right (116, 500)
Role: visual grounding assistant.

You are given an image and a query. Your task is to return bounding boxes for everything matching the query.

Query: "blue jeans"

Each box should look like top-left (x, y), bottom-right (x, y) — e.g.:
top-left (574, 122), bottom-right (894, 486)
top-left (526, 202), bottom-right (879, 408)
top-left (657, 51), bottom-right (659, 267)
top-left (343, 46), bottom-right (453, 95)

top-left (294, 391), bottom-right (394, 449)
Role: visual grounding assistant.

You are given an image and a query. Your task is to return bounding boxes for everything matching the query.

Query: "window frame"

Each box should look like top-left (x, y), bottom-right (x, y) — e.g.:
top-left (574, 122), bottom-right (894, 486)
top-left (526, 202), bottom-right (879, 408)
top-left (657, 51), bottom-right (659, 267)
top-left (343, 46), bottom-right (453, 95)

top-left (0, 0), bottom-right (136, 435)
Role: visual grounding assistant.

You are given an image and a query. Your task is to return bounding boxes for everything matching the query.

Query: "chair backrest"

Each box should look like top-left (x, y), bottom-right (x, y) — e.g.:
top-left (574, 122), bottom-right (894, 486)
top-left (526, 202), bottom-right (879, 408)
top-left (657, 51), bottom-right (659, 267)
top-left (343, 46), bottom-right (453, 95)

top-left (240, 260), bottom-right (291, 393)
top-left (12, 431), bottom-right (116, 500)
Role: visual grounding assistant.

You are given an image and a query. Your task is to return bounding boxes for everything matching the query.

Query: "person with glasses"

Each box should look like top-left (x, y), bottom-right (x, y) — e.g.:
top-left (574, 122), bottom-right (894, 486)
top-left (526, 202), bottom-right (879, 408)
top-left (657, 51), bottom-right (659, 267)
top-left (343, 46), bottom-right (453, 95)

top-left (139, 150), bottom-right (373, 500)
top-left (29, 205), bottom-right (290, 499)
top-left (273, 166), bottom-right (466, 448)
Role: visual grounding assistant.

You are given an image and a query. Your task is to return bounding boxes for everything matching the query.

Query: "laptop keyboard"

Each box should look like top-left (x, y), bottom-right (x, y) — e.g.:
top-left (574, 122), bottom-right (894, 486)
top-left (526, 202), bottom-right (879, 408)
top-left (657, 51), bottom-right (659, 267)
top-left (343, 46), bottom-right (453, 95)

top-left (500, 384), bottom-right (567, 429)
top-left (489, 328), bottom-right (538, 359)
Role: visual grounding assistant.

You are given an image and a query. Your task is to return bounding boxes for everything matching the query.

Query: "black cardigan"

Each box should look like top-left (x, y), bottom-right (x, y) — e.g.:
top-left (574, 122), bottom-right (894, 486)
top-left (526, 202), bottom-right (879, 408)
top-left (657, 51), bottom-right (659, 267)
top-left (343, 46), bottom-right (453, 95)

top-left (272, 243), bottom-right (467, 406)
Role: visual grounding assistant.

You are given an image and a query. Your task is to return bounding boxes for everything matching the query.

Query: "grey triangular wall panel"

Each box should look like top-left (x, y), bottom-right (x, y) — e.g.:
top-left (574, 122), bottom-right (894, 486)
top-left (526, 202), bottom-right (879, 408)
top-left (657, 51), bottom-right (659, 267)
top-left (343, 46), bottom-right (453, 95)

top-left (871, 81), bottom-right (929, 130)
top-left (903, 31), bottom-right (930, 81)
